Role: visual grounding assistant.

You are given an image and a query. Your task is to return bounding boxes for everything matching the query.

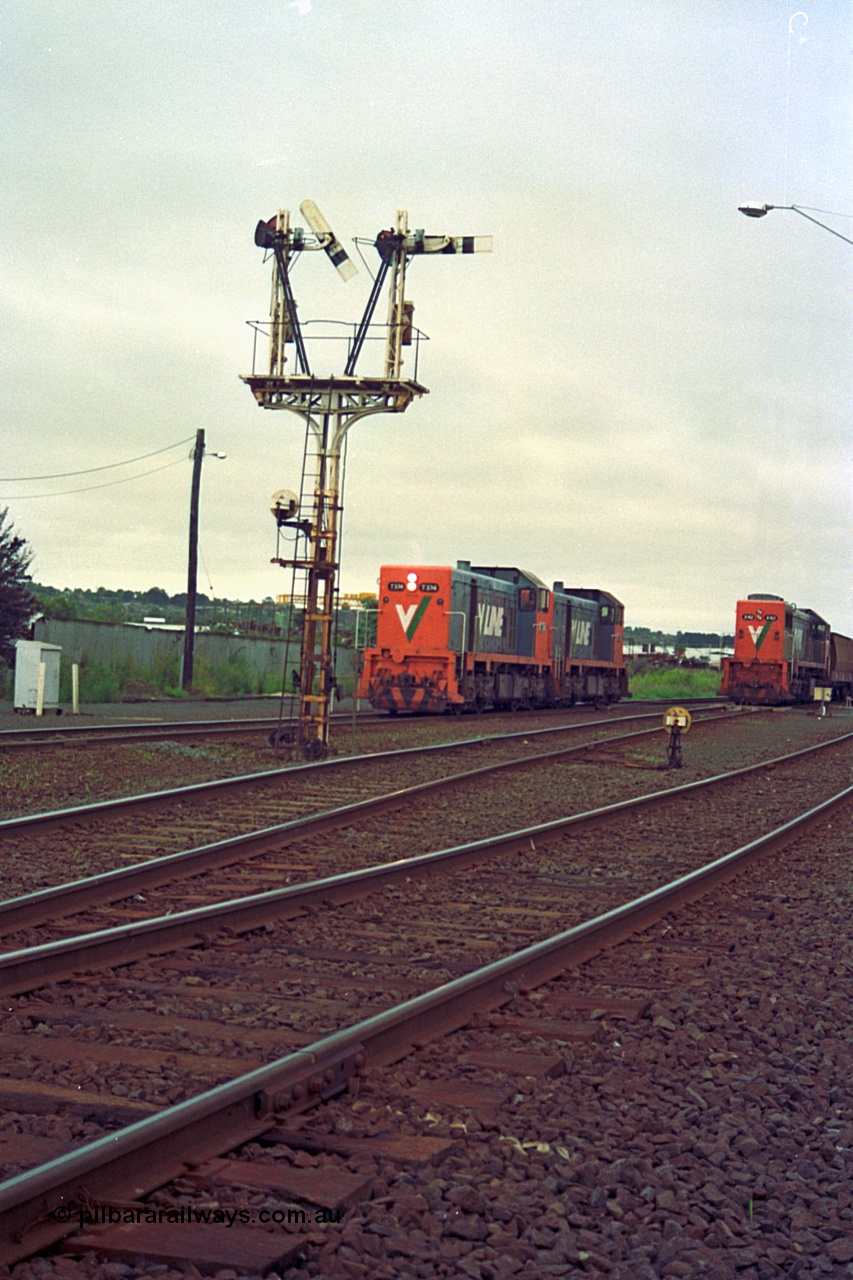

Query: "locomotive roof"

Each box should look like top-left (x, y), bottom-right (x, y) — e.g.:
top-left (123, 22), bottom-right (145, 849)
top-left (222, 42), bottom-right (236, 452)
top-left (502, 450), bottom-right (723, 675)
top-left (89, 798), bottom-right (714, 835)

top-left (560, 587), bottom-right (625, 609)
top-left (466, 564), bottom-right (548, 589)
top-left (740, 597), bottom-right (830, 628)
top-left (465, 567), bottom-right (624, 610)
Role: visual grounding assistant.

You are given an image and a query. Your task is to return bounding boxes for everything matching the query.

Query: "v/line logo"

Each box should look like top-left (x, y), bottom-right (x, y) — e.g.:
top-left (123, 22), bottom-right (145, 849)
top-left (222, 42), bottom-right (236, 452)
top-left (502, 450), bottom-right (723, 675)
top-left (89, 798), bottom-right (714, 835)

top-left (747, 620), bottom-right (773, 651)
top-left (477, 602), bottom-right (504, 638)
top-left (396, 597), bottom-right (430, 640)
top-left (571, 618), bottom-right (592, 648)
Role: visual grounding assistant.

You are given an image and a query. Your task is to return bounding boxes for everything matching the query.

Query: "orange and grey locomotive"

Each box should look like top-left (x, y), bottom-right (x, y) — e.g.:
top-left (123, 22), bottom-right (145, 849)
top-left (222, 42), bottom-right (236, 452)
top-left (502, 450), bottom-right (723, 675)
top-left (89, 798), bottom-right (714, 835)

top-left (720, 594), bottom-right (853, 705)
top-left (359, 561), bottom-right (628, 714)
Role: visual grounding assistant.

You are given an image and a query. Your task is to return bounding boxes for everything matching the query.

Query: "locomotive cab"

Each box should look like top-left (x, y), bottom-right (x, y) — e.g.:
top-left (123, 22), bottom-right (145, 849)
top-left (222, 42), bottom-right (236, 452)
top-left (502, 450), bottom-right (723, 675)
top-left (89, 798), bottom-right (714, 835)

top-left (720, 595), bottom-right (831, 704)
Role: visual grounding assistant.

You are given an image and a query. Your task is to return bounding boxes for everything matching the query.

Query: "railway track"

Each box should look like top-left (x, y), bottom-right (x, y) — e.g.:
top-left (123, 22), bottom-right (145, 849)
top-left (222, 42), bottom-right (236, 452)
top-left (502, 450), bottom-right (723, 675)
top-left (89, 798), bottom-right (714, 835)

top-left (0, 698), bottom-right (727, 751)
top-left (0, 705), bottom-right (749, 905)
top-left (0, 718), bottom-right (850, 957)
top-left (1, 754), bottom-right (850, 1269)
top-left (0, 709), bottom-right (387, 751)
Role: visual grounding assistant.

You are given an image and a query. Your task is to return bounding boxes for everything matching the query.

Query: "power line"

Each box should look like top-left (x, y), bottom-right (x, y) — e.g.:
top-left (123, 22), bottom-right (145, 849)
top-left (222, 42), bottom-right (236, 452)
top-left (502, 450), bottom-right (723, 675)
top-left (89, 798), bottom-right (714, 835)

top-left (0, 435), bottom-right (196, 482)
top-left (0, 456), bottom-right (188, 500)
top-left (198, 540), bottom-right (215, 594)
top-left (796, 205), bottom-right (853, 219)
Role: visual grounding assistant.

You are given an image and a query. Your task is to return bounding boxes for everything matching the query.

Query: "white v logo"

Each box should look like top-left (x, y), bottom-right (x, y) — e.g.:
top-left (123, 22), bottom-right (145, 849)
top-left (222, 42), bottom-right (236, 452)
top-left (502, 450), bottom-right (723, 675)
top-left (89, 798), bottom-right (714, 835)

top-left (396, 604), bottom-right (417, 631)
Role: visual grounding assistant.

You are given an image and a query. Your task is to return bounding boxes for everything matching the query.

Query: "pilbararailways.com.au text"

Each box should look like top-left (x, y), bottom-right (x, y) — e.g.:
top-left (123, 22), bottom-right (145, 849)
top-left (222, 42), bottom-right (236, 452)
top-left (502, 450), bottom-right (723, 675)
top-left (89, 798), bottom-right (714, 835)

top-left (54, 1203), bottom-right (342, 1229)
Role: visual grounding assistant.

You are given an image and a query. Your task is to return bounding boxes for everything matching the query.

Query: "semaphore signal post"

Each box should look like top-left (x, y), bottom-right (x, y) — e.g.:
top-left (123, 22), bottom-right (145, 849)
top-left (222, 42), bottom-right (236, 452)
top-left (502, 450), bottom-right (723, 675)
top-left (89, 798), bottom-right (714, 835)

top-left (242, 203), bottom-right (491, 759)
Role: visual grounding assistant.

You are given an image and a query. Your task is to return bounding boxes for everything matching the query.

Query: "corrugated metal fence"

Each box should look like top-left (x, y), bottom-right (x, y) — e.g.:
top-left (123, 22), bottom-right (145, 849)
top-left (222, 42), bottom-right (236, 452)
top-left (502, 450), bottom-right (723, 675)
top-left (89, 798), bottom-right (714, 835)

top-left (31, 618), bottom-right (354, 693)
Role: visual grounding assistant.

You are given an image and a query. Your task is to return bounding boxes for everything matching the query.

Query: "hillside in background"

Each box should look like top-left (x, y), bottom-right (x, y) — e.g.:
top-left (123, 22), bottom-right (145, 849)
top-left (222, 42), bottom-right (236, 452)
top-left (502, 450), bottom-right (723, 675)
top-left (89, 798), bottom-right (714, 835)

top-left (29, 584), bottom-right (378, 645)
top-left (32, 583), bottom-right (270, 627)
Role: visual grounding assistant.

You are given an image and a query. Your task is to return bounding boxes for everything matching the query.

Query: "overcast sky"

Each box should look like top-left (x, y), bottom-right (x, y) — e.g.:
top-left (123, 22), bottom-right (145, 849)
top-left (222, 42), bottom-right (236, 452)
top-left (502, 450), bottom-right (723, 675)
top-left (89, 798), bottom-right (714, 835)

top-left (2, 1), bottom-right (851, 635)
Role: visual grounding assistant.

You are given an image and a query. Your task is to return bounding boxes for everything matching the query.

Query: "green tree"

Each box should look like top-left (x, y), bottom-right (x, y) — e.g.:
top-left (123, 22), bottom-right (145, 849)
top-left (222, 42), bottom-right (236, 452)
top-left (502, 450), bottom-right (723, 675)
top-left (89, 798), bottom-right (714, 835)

top-left (90, 602), bottom-right (126, 623)
top-left (0, 508), bottom-right (36, 662)
top-left (141, 586), bottom-right (170, 606)
top-left (38, 592), bottom-right (79, 620)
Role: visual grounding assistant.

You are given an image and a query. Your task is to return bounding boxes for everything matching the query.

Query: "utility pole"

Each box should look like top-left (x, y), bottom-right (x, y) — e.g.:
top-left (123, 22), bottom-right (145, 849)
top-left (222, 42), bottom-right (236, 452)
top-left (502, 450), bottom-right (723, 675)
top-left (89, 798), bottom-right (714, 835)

top-left (182, 428), bottom-right (205, 690)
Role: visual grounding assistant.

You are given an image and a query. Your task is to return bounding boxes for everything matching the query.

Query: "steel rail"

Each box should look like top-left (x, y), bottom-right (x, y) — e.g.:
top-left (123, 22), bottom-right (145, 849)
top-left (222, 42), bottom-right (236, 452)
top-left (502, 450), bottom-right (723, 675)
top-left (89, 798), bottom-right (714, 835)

top-left (0, 699), bottom-right (729, 751)
top-left (0, 705), bottom-right (739, 839)
top-left (0, 709), bottom-right (764, 933)
top-left (0, 711), bottom-right (388, 751)
top-left (1, 730), bottom-right (850, 995)
top-left (0, 716), bottom-right (287, 749)
top-left (1, 779), bottom-right (851, 1265)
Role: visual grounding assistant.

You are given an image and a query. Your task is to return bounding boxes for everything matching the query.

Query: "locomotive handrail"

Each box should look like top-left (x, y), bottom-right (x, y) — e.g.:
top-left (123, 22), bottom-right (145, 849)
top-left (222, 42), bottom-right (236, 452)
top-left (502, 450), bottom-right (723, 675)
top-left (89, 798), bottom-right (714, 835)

top-left (444, 610), bottom-right (467, 665)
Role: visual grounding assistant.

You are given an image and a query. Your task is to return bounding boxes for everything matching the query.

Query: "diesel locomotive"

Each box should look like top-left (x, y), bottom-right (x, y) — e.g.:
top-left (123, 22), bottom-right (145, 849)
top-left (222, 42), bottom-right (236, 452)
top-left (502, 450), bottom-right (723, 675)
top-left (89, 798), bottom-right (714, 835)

top-left (719, 594), bottom-right (853, 705)
top-left (358, 561), bottom-right (628, 714)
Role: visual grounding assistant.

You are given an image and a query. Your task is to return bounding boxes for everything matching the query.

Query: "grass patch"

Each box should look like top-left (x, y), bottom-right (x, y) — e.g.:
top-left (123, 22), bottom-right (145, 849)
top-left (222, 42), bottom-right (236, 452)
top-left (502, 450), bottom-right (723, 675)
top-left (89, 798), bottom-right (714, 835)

top-left (18, 649), bottom-right (298, 705)
top-left (60, 656), bottom-right (121, 703)
top-left (137, 741), bottom-right (223, 761)
top-left (629, 667), bottom-right (722, 701)
top-left (188, 653), bottom-right (257, 698)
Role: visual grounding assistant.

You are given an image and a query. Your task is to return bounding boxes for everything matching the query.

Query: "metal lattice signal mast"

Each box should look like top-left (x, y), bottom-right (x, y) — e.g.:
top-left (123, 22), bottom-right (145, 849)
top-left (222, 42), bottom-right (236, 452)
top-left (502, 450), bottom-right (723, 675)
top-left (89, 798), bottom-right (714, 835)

top-left (242, 202), bottom-right (491, 759)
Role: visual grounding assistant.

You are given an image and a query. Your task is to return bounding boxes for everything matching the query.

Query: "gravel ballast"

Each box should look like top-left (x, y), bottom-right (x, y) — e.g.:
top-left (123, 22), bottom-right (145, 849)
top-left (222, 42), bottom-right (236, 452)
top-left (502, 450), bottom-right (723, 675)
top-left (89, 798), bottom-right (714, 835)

top-left (0, 713), bottom-right (851, 1279)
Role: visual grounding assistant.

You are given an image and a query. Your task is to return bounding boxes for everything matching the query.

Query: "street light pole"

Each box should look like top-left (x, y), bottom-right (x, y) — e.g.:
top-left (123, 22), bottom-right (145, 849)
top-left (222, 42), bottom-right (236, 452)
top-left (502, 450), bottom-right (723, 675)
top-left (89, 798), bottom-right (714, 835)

top-left (738, 203), bottom-right (853, 246)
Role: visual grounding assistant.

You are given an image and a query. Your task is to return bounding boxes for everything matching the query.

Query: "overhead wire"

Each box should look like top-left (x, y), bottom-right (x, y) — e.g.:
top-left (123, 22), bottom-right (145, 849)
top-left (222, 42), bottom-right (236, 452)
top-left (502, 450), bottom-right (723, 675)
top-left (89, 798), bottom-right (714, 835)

top-left (794, 205), bottom-right (853, 219)
top-left (0, 435), bottom-right (196, 483)
top-left (0, 456), bottom-right (188, 501)
top-left (198, 541), bottom-right (215, 594)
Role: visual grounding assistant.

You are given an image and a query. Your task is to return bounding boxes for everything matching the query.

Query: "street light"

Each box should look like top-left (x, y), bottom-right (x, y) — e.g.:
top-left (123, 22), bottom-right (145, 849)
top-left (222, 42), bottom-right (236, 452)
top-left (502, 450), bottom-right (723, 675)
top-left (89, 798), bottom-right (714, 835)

top-left (182, 429), bottom-right (226, 690)
top-left (738, 203), bottom-right (853, 246)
